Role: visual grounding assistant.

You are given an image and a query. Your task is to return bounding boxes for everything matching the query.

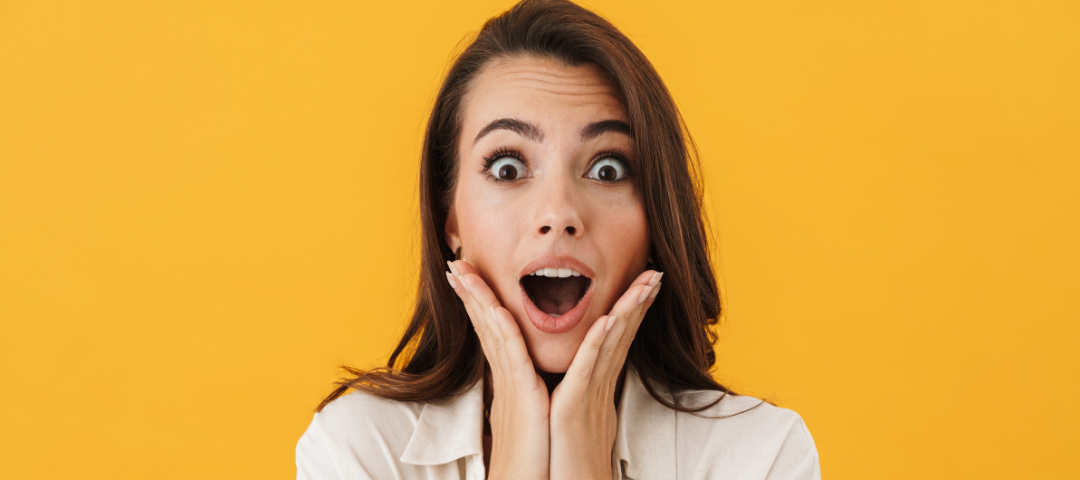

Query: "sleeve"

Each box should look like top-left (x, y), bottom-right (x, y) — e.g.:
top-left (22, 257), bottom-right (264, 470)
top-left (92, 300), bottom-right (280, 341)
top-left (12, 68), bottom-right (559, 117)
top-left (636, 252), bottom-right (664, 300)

top-left (296, 413), bottom-right (343, 480)
top-left (764, 415), bottom-right (821, 480)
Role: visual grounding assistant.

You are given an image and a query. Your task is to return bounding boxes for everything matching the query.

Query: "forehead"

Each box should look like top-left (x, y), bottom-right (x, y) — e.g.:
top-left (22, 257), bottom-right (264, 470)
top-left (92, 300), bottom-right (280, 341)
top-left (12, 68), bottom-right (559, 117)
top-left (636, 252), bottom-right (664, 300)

top-left (460, 56), bottom-right (628, 138)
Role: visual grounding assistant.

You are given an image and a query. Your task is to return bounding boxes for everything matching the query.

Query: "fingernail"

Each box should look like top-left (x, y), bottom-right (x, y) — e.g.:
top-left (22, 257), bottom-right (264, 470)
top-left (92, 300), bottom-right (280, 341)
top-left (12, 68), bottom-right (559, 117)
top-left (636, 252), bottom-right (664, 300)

top-left (605, 315), bottom-right (617, 332)
top-left (649, 282), bottom-right (661, 299)
top-left (446, 260), bottom-right (459, 278)
top-left (638, 286), bottom-right (652, 304)
top-left (445, 271), bottom-right (459, 290)
top-left (649, 271), bottom-right (664, 287)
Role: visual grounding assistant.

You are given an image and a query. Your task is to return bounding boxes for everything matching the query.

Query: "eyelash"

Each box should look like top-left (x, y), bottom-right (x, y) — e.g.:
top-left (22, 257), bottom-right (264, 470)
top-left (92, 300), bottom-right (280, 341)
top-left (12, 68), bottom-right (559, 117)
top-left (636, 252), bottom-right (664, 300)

top-left (480, 147), bottom-right (635, 184)
top-left (480, 146), bottom-right (524, 176)
top-left (591, 149), bottom-right (634, 183)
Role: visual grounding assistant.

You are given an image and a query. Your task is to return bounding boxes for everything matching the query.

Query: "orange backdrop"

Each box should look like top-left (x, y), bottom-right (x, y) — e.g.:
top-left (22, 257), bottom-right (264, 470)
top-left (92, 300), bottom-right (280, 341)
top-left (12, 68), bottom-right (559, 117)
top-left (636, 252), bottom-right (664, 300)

top-left (2, 1), bottom-right (1078, 479)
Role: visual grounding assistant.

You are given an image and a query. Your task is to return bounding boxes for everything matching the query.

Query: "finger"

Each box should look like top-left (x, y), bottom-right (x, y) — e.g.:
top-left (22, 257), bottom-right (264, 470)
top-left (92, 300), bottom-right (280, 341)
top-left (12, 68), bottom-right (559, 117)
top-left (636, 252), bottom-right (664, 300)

top-left (607, 270), bottom-right (662, 336)
top-left (607, 269), bottom-right (662, 327)
top-left (453, 260), bottom-right (500, 306)
top-left (447, 265), bottom-right (494, 356)
top-left (452, 261), bottom-right (519, 381)
top-left (455, 262), bottom-right (506, 341)
top-left (592, 272), bottom-right (663, 384)
top-left (606, 281), bottom-right (660, 386)
top-left (446, 265), bottom-right (486, 342)
top-left (600, 269), bottom-right (660, 336)
top-left (558, 313), bottom-right (616, 400)
top-left (623, 275), bottom-right (662, 342)
top-left (602, 271), bottom-right (659, 337)
top-left (490, 305), bottom-right (538, 378)
top-left (447, 262), bottom-right (494, 343)
top-left (446, 265), bottom-right (498, 367)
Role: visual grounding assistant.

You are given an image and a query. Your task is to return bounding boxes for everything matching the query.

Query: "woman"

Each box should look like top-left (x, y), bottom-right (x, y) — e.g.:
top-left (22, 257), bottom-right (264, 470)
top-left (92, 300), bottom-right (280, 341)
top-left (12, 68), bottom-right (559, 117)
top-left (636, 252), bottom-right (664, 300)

top-left (297, 0), bottom-right (820, 478)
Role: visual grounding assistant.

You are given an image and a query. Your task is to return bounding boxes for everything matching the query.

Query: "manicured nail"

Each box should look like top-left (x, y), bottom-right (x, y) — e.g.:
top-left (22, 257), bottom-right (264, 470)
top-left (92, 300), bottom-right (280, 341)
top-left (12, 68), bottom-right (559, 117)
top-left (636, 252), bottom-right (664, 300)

top-left (649, 271), bottom-right (663, 287)
top-left (649, 282), bottom-right (661, 299)
top-left (446, 260), bottom-right (459, 278)
top-left (445, 271), bottom-right (459, 290)
top-left (605, 315), bottom-right (617, 332)
top-left (638, 286), bottom-right (652, 304)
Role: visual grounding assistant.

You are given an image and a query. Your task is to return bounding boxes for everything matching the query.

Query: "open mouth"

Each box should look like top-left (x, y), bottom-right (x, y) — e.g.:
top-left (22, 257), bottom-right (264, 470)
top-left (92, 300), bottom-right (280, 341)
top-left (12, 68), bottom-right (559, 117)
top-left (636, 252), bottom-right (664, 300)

top-left (520, 266), bottom-right (595, 334)
top-left (521, 269), bottom-right (592, 317)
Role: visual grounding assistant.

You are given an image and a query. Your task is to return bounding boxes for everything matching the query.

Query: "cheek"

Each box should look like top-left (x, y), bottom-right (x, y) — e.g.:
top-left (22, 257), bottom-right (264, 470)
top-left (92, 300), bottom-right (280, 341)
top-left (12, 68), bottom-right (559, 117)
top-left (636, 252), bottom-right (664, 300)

top-left (587, 192), bottom-right (650, 313)
top-left (456, 176), bottom-right (507, 243)
top-left (454, 181), bottom-right (526, 295)
top-left (595, 194), bottom-right (649, 261)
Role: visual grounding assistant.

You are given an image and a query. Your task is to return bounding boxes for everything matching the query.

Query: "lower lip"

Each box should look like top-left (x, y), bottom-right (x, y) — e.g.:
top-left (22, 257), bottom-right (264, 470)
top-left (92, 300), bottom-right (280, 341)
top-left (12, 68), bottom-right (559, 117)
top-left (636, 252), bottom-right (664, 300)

top-left (520, 279), bottom-right (595, 334)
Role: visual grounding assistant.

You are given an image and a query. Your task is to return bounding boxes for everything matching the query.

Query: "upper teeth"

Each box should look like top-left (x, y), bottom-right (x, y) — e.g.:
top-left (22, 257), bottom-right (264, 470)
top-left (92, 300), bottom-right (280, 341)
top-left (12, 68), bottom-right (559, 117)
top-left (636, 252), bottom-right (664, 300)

top-left (529, 268), bottom-right (583, 278)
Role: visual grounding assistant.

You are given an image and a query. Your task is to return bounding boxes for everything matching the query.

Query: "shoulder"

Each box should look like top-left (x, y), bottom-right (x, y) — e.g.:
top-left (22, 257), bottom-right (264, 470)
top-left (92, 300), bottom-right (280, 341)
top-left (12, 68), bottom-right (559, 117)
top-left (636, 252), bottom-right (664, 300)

top-left (673, 389), bottom-right (821, 480)
top-left (296, 391), bottom-right (424, 480)
top-left (676, 388), bottom-right (805, 432)
top-left (314, 389), bottom-right (426, 440)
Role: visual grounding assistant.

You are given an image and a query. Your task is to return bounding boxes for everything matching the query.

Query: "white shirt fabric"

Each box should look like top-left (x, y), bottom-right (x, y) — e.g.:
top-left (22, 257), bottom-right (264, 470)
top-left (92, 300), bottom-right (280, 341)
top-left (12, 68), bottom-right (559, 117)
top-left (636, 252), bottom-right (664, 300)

top-left (296, 365), bottom-right (821, 479)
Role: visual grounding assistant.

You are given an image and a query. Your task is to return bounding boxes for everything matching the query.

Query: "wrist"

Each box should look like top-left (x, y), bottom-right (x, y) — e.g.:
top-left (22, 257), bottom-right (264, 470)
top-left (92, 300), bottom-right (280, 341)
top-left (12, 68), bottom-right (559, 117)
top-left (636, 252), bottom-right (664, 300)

top-left (487, 472), bottom-right (547, 480)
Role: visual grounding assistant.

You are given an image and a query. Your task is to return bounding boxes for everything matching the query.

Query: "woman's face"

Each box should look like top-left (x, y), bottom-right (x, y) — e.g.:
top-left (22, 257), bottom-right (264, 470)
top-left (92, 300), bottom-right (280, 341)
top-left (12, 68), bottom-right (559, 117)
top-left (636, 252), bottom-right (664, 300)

top-left (445, 55), bottom-right (650, 373)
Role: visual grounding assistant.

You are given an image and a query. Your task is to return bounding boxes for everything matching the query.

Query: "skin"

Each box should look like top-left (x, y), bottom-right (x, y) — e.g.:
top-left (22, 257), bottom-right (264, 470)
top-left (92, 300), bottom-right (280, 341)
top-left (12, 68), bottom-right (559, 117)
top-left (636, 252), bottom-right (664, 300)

top-left (443, 55), bottom-right (662, 479)
top-left (445, 55), bottom-right (649, 373)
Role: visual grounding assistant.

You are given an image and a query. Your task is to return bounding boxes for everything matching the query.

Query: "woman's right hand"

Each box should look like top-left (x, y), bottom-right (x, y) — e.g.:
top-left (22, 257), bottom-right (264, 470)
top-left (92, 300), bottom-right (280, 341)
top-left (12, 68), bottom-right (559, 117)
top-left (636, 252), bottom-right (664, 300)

top-left (447, 260), bottom-right (551, 480)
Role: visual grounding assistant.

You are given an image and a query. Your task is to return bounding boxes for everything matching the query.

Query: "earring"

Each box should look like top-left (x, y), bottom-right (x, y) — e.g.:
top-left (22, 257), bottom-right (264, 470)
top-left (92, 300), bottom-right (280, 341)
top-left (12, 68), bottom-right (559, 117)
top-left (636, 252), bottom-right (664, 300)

top-left (455, 246), bottom-right (462, 261)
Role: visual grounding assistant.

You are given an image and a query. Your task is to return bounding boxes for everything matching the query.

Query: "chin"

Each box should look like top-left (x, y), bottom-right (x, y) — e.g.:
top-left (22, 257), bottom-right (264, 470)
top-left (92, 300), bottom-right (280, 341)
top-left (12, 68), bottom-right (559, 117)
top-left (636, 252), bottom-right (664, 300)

top-left (526, 332), bottom-right (588, 374)
top-left (531, 353), bottom-right (573, 374)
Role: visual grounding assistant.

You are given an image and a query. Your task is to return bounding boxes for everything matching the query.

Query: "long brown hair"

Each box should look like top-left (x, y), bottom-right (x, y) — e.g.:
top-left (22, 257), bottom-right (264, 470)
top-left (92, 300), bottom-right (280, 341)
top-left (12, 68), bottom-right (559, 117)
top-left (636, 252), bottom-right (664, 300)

top-left (318, 0), bottom-right (739, 414)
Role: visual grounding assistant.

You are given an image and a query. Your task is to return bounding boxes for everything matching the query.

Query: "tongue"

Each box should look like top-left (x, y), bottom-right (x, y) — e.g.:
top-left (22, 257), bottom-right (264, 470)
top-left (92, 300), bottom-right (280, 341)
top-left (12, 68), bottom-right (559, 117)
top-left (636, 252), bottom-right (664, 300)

top-left (535, 292), bottom-right (577, 316)
top-left (524, 276), bottom-right (588, 316)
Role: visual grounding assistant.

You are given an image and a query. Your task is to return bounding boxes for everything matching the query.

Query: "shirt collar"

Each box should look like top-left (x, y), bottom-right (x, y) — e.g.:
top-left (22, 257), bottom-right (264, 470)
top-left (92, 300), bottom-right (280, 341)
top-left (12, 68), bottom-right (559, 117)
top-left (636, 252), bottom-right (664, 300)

top-left (615, 365), bottom-right (678, 479)
top-left (398, 365), bottom-right (679, 478)
top-left (399, 377), bottom-right (485, 465)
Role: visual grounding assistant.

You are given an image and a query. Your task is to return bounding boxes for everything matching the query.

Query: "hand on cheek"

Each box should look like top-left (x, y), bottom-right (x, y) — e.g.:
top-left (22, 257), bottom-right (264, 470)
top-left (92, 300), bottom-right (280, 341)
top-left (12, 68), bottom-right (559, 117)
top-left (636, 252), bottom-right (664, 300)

top-left (446, 260), bottom-right (550, 480)
top-left (446, 260), bottom-right (662, 480)
top-left (548, 269), bottom-right (662, 480)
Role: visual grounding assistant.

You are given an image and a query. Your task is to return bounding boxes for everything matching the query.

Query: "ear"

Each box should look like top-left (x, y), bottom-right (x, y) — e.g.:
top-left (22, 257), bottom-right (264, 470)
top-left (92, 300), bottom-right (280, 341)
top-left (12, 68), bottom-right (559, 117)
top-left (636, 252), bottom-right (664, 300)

top-left (444, 206), bottom-right (461, 255)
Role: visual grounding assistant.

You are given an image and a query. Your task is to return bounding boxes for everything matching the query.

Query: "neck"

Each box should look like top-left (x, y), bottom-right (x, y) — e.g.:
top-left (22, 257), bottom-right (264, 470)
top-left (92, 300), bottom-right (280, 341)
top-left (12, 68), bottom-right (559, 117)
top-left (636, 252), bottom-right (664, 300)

top-left (536, 369), bottom-right (565, 395)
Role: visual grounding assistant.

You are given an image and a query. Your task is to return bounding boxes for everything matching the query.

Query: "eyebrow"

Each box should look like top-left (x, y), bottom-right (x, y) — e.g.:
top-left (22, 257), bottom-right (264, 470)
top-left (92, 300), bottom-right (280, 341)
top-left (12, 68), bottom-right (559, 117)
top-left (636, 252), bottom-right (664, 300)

top-left (580, 119), bottom-right (633, 141)
top-left (472, 118), bottom-right (633, 145)
top-left (473, 118), bottom-right (543, 145)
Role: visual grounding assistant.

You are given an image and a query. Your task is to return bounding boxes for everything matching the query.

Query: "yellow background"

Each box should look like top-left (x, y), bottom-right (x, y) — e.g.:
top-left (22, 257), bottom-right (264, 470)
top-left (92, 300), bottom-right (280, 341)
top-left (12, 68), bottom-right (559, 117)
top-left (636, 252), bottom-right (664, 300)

top-left (1, 1), bottom-right (1077, 478)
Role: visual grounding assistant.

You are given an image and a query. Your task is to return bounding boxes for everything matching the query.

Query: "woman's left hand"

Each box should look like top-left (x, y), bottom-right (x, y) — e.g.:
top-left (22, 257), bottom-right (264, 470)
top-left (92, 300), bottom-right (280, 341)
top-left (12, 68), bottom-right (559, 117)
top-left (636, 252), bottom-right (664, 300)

top-left (548, 270), bottom-right (663, 480)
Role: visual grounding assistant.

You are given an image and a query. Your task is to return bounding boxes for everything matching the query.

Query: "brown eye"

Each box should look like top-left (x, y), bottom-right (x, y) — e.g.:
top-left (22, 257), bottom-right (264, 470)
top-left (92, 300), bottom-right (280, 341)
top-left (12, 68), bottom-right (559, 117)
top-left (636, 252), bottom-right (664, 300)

top-left (487, 157), bottom-right (526, 181)
top-left (586, 158), bottom-right (628, 182)
top-left (597, 165), bottom-right (617, 181)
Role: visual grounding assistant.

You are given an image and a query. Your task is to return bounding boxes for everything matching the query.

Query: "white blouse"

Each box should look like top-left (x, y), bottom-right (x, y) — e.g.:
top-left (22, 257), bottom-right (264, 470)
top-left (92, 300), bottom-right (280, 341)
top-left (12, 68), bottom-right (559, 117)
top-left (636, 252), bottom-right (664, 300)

top-left (296, 366), bottom-right (821, 479)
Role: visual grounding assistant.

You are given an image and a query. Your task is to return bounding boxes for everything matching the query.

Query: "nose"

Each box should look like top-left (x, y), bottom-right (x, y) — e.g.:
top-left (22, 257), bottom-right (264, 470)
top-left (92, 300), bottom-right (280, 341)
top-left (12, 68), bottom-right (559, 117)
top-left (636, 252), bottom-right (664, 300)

top-left (532, 177), bottom-right (584, 239)
top-left (540, 224), bottom-right (576, 235)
